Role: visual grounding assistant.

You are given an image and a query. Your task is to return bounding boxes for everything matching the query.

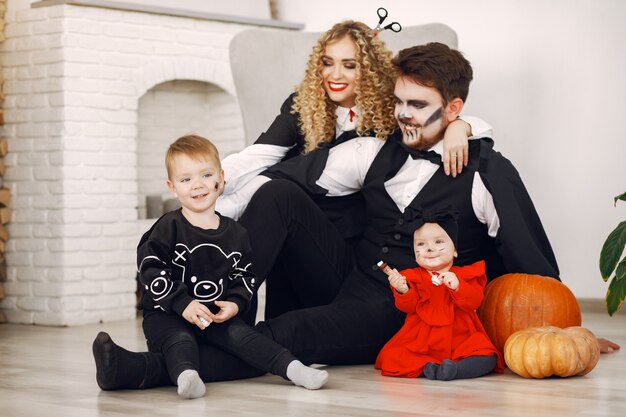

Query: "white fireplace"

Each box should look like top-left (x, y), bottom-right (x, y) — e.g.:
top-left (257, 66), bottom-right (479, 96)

top-left (0, 0), bottom-right (300, 325)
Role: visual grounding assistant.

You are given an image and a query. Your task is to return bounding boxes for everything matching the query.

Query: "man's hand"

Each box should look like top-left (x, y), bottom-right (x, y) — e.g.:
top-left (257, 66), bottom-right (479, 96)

top-left (182, 300), bottom-right (214, 329)
top-left (211, 300), bottom-right (239, 323)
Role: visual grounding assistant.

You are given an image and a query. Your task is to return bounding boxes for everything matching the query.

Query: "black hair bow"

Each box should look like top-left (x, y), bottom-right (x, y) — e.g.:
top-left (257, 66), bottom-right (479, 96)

top-left (403, 205), bottom-right (460, 247)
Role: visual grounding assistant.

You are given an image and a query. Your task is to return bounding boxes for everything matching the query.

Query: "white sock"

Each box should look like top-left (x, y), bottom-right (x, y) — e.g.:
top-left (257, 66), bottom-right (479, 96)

top-left (176, 369), bottom-right (206, 399)
top-left (286, 360), bottom-right (329, 390)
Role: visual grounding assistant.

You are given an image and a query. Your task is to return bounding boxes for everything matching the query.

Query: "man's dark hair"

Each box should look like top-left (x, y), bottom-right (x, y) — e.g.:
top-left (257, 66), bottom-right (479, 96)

top-left (392, 42), bottom-right (473, 103)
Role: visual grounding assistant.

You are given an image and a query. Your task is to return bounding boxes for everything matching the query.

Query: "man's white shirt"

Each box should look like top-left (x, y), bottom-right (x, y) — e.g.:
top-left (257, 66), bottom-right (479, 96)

top-left (317, 135), bottom-right (500, 237)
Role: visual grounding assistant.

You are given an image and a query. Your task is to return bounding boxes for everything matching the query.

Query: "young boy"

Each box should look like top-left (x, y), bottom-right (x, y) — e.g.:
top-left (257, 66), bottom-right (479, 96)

top-left (375, 206), bottom-right (503, 380)
top-left (93, 134), bottom-right (328, 399)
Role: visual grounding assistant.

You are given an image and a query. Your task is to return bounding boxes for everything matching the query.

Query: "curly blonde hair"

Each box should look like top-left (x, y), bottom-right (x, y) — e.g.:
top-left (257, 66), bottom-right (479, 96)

top-left (292, 20), bottom-right (397, 154)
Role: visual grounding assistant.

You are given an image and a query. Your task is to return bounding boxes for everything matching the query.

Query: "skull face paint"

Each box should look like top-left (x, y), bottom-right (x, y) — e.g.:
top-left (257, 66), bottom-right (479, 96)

top-left (400, 107), bottom-right (443, 129)
top-left (423, 107), bottom-right (443, 128)
top-left (394, 76), bottom-right (449, 151)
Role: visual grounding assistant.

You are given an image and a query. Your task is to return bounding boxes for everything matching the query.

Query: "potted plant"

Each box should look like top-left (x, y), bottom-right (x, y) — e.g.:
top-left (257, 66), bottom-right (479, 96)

top-left (599, 191), bottom-right (626, 315)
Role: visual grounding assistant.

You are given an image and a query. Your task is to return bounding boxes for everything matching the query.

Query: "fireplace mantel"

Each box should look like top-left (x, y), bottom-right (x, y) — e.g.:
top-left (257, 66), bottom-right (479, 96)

top-left (32, 0), bottom-right (304, 30)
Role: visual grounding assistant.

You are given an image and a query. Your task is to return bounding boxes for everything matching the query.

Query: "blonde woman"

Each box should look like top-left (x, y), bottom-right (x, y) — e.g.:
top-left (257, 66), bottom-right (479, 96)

top-left (217, 20), bottom-right (489, 221)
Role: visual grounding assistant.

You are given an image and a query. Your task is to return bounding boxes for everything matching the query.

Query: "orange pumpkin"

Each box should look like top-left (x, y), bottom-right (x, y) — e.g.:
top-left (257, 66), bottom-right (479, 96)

top-left (504, 326), bottom-right (600, 378)
top-left (476, 273), bottom-right (581, 355)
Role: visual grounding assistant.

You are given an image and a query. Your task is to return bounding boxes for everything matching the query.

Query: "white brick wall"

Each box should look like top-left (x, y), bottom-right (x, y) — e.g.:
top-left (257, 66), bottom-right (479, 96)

top-left (0, 1), bottom-right (254, 325)
top-left (137, 80), bottom-right (245, 215)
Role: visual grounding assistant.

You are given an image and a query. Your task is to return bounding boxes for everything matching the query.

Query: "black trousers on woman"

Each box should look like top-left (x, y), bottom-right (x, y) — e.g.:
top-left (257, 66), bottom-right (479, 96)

top-left (237, 180), bottom-right (405, 365)
top-left (138, 179), bottom-right (405, 386)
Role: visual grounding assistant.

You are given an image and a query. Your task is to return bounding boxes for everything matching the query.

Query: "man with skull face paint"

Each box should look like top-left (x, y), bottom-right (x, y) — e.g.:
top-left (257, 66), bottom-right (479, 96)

top-left (362, 42), bottom-right (559, 280)
top-left (231, 42), bottom-right (560, 367)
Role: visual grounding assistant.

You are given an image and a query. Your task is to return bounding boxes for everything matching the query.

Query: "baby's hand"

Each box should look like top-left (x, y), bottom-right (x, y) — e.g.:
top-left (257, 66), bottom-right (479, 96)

top-left (388, 269), bottom-right (409, 294)
top-left (211, 300), bottom-right (239, 323)
top-left (438, 271), bottom-right (459, 291)
top-left (431, 272), bottom-right (443, 286)
top-left (182, 300), bottom-right (214, 329)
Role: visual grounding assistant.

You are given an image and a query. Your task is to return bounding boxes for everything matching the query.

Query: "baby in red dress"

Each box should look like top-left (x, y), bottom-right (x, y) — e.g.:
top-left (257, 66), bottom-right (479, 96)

top-left (375, 206), bottom-right (504, 380)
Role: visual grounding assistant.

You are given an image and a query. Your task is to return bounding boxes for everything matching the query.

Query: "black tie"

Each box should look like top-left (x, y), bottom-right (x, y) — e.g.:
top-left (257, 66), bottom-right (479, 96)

top-left (402, 145), bottom-right (442, 166)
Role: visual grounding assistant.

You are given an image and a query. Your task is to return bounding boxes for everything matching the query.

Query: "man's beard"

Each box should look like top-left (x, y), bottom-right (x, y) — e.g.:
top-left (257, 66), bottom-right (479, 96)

top-left (397, 107), bottom-right (445, 150)
top-left (397, 118), bottom-right (447, 151)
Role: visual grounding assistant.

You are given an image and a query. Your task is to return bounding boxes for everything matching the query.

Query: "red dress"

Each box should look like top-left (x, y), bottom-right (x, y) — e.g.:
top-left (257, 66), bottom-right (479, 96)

top-left (375, 261), bottom-right (504, 377)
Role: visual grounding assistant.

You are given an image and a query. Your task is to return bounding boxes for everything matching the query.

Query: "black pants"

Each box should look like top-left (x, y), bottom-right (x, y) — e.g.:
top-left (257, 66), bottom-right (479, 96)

top-left (142, 311), bottom-right (295, 383)
top-left (238, 180), bottom-right (405, 365)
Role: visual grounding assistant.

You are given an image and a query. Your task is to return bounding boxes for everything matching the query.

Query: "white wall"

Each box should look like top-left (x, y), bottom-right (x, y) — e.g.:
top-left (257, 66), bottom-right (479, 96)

top-left (275, 0), bottom-right (626, 300)
top-left (137, 80), bottom-right (245, 217)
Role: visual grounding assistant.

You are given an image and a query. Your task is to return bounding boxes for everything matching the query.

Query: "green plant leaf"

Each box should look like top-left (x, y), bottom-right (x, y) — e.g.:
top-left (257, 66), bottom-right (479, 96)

top-left (616, 257), bottom-right (626, 280)
top-left (606, 273), bottom-right (626, 316)
top-left (615, 191), bottom-right (626, 206)
top-left (600, 221), bottom-right (626, 280)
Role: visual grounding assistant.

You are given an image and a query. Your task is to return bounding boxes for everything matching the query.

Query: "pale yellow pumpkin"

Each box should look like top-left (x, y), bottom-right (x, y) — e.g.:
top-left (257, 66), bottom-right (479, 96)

top-left (504, 326), bottom-right (600, 378)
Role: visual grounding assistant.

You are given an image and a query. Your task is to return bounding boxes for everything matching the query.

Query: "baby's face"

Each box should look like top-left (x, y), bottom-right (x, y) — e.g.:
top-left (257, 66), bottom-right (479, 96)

top-left (413, 222), bottom-right (456, 272)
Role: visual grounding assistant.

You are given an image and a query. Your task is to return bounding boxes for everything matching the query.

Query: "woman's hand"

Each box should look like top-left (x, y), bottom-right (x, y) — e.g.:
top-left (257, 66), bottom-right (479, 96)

top-left (211, 300), bottom-right (239, 323)
top-left (388, 269), bottom-right (409, 294)
top-left (442, 119), bottom-right (470, 177)
top-left (182, 300), bottom-right (214, 329)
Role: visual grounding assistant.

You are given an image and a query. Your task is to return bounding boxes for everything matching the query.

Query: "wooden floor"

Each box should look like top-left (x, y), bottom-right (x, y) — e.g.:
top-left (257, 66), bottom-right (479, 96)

top-left (1, 309), bottom-right (625, 417)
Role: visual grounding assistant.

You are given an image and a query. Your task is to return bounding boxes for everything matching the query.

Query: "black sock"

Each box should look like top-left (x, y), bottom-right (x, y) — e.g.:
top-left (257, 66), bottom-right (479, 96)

top-left (437, 359), bottom-right (458, 380)
top-left (422, 362), bottom-right (439, 380)
top-left (92, 331), bottom-right (148, 390)
top-left (438, 355), bottom-right (497, 381)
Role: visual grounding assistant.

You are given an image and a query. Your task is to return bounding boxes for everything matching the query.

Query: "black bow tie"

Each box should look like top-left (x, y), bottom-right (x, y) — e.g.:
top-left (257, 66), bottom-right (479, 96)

top-left (402, 145), bottom-right (442, 165)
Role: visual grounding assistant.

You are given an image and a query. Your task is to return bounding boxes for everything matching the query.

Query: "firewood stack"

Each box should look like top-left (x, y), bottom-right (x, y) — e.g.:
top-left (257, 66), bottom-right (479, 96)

top-left (0, 0), bottom-right (7, 323)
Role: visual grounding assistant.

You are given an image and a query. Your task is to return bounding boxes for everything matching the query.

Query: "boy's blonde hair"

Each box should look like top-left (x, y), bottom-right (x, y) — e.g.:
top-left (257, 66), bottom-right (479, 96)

top-left (165, 134), bottom-right (221, 179)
